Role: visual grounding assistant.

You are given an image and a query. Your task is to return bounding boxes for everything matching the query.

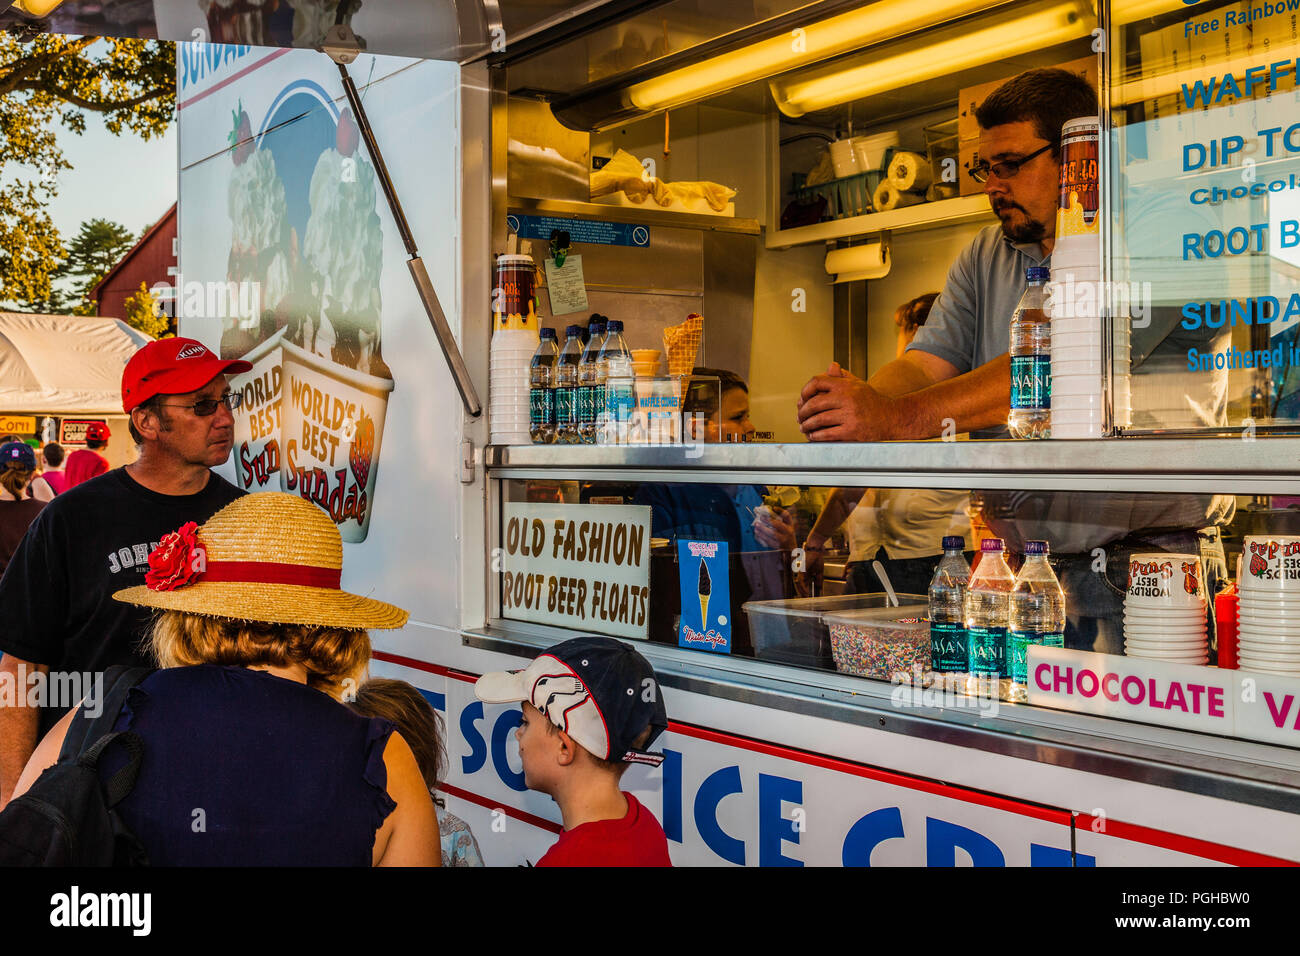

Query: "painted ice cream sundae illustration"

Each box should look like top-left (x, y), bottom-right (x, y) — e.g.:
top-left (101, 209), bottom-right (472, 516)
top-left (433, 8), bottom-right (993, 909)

top-left (223, 101), bottom-right (291, 359)
top-left (199, 0), bottom-right (357, 47)
top-left (697, 558), bottom-right (712, 629)
top-left (296, 106), bottom-right (389, 378)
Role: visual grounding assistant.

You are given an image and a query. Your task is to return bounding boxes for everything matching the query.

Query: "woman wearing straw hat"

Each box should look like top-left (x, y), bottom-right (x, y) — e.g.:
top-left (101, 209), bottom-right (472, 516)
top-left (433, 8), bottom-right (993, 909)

top-left (11, 492), bottom-right (439, 866)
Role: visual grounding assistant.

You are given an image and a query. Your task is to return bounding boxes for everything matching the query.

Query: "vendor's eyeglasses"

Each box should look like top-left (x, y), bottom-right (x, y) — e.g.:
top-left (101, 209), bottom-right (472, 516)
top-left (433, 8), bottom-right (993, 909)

top-left (968, 143), bottom-right (1053, 184)
top-left (158, 392), bottom-right (242, 416)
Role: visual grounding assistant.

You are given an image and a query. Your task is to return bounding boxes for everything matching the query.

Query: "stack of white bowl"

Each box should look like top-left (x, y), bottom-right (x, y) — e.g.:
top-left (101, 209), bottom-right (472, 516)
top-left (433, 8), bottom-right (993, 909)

top-left (1049, 115), bottom-right (1130, 439)
top-left (1237, 535), bottom-right (1300, 676)
top-left (1122, 552), bottom-right (1209, 664)
top-left (489, 328), bottom-right (538, 445)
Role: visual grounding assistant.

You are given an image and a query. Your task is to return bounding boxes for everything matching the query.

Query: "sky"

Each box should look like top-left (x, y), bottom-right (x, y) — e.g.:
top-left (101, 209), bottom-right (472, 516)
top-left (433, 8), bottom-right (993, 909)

top-left (50, 110), bottom-right (178, 248)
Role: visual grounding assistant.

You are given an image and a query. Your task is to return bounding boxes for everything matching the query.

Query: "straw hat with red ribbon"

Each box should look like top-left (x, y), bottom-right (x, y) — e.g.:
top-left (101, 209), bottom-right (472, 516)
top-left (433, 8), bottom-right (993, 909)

top-left (113, 492), bottom-right (408, 629)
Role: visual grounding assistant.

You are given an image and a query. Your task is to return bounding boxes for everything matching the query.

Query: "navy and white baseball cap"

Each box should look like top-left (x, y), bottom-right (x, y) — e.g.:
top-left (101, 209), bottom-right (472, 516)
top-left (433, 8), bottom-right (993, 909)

top-left (0, 441), bottom-right (36, 470)
top-left (475, 637), bottom-right (668, 767)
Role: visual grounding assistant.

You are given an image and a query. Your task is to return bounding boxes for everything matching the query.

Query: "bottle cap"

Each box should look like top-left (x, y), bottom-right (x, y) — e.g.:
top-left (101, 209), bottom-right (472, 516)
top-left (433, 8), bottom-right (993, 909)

top-left (942, 536), bottom-right (965, 550)
top-left (606, 319), bottom-right (624, 333)
top-left (565, 324), bottom-right (582, 337)
top-left (589, 320), bottom-right (606, 334)
top-left (540, 327), bottom-right (557, 340)
top-left (980, 538), bottom-right (1005, 552)
top-left (1024, 540), bottom-right (1049, 555)
top-left (1025, 266), bottom-right (1050, 283)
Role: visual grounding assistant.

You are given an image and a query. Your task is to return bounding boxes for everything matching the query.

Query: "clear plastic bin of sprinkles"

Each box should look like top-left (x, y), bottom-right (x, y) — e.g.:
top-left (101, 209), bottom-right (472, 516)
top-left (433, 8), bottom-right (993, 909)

top-left (825, 605), bottom-right (931, 682)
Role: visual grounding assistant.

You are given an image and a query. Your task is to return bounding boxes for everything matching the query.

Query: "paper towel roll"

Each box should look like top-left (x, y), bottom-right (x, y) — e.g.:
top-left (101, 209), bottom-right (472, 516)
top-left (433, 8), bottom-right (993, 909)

top-left (887, 151), bottom-right (933, 191)
top-left (825, 241), bottom-right (891, 283)
top-left (872, 181), bottom-right (925, 212)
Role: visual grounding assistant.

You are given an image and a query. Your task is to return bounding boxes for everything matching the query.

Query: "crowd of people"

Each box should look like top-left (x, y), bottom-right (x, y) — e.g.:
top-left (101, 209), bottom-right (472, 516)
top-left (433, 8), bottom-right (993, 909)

top-left (0, 337), bottom-right (672, 867)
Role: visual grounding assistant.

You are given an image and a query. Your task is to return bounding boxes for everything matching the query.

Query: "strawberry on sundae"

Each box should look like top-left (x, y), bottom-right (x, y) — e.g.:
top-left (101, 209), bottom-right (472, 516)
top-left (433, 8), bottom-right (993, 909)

top-left (296, 106), bottom-right (388, 377)
top-left (223, 102), bottom-right (291, 359)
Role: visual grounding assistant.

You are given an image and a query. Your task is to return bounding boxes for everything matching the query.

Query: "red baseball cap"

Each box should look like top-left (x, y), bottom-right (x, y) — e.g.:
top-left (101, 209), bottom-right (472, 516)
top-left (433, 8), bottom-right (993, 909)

top-left (121, 338), bottom-right (252, 413)
top-left (85, 422), bottom-right (111, 442)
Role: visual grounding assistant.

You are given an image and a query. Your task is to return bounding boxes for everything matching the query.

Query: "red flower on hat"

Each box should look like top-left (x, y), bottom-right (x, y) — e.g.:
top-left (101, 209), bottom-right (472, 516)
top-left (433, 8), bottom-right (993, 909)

top-left (145, 522), bottom-right (206, 592)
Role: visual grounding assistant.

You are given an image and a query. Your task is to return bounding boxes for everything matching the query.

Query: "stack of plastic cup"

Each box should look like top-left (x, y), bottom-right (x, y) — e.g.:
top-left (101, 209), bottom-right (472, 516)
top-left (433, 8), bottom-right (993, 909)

top-left (1049, 115), bottom-right (1130, 439)
top-left (1236, 535), bottom-right (1300, 676)
top-left (1122, 552), bottom-right (1209, 664)
top-left (489, 327), bottom-right (538, 444)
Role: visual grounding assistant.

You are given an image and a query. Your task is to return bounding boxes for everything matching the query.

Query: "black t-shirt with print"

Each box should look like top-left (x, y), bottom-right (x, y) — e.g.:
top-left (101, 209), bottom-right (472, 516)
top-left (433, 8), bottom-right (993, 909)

top-left (0, 467), bottom-right (245, 735)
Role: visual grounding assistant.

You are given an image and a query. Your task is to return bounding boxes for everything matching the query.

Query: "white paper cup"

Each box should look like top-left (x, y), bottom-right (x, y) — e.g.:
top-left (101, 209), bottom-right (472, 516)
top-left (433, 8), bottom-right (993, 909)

top-left (1051, 376), bottom-right (1106, 398)
top-left (829, 139), bottom-right (861, 178)
top-left (1238, 659), bottom-right (1300, 675)
top-left (1053, 358), bottom-right (1104, 375)
top-left (1236, 643), bottom-right (1300, 659)
top-left (1052, 315), bottom-right (1104, 334)
top-left (1125, 553), bottom-right (1204, 608)
top-left (1051, 421), bottom-right (1104, 439)
top-left (1240, 536), bottom-right (1300, 592)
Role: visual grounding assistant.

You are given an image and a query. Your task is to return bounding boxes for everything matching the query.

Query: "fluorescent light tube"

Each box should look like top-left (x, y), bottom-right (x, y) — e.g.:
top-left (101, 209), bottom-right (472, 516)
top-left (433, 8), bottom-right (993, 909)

top-left (772, 0), bottom-right (1095, 117)
top-left (627, 0), bottom-right (1001, 112)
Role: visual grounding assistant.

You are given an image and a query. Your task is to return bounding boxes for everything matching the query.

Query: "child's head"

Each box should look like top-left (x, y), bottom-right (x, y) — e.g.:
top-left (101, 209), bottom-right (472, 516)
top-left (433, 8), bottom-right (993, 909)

top-left (346, 677), bottom-right (445, 792)
top-left (475, 637), bottom-right (667, 796)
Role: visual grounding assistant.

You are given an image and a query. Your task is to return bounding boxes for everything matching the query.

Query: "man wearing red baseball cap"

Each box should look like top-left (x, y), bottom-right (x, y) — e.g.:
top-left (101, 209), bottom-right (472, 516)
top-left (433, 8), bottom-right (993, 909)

top-left (0, 337), bottom-right (251, 805)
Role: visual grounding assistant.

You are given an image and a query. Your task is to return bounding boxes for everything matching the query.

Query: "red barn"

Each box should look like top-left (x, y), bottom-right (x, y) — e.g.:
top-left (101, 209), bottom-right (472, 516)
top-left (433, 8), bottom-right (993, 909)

top-left (91, 203), bottom-right (177, 321)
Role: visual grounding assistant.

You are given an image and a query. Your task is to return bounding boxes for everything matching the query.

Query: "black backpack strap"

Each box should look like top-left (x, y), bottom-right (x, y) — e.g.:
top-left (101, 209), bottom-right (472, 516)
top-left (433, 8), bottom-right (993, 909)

top-left (79, 730), bottom-right (145, 809)
top-left (57, 665), bottom-right (154, 762)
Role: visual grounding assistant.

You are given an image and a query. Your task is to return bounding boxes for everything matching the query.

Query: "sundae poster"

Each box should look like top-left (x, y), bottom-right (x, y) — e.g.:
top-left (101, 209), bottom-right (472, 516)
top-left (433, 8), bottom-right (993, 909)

top-left (177, 46), bottom-right (455, 545)
top-left (678, 540), bottom-right (731, 654)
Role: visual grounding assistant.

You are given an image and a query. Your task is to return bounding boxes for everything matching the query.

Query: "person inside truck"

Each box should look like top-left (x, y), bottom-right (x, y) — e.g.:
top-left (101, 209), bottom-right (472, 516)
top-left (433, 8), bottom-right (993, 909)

top-left (793, 68), bottom-right (1232, 653)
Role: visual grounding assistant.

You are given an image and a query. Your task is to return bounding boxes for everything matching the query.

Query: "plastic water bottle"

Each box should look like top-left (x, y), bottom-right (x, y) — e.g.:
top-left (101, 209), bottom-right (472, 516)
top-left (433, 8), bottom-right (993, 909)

top-left (599, 319), bottom-right (634, 445)
top-left (577, 319), bottom-right (606, 444)
top-left (554, 325), bottom-right (584, 444)
top-left (964, 538), bottom-right (1016, 688)
top-left (529, 328), bottom-right (558, 444)
top-left (1007, 540), bottom-right (1065, 700)
top-left (1008, 266), bottom-right (1051, 439)
top-left (928, 536), bottom-right (970, 681)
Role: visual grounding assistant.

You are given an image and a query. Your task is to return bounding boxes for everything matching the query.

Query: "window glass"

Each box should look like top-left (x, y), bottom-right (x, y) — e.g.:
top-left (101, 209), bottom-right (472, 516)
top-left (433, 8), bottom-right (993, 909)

top-left (499, 478), bottom-right (1300, 747)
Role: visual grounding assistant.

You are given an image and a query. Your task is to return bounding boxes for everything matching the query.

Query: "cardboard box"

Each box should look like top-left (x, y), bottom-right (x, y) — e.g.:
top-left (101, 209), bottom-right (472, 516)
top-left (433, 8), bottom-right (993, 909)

top-left (956, 54), bottom-right (1101, 142)
top-left (958, 137), bottom-right (983, 196)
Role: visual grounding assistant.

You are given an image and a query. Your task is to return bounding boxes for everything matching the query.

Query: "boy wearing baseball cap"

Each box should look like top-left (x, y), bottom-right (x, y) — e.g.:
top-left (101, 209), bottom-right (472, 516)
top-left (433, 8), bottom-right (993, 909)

top-left (476, 636), bottom-right (672, 867)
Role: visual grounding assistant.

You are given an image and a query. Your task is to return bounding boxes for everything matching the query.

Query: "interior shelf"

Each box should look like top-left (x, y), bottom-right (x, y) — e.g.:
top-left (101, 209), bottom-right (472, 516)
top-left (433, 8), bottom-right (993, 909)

top-left (766, 193), bottom-right (994, 249)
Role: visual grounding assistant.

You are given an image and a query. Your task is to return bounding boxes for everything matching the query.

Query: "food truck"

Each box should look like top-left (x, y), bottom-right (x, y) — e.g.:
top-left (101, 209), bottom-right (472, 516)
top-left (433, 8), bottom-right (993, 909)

top-left (11, 0), bottom-right (1300, 865)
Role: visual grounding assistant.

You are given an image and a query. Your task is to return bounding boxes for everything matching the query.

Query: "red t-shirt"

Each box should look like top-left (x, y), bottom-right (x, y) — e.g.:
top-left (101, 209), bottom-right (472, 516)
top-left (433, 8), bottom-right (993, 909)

top-left (536, 794), bottom-right (672, 867)
top-left (63, 450), bottom-right (109, 490)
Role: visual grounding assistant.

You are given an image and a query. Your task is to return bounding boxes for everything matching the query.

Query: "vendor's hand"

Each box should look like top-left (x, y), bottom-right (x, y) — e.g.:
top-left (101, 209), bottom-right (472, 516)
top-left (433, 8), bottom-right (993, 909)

top-left (797, 363), bottom-right (899, 441)
top-left (794, 541), bottom-right (825, 597)
top-left (753, 505), bottom-right (798, 551)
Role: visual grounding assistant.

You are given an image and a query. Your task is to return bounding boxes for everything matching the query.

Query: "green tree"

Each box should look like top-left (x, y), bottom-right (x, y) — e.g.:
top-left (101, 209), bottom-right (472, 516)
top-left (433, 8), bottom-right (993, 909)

top-left (60, 217), bottom-right (135, 305)
top-left (123, 280), bottom-right (170, 339)
top-left (0, 34), bottom-right (174, 307)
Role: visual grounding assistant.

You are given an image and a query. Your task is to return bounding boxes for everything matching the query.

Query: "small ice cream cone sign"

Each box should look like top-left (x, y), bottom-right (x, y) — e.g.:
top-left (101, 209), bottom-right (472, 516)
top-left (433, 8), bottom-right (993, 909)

top-left (678, 540), bottom-right (730, 654)
top-left (698, 560), bottom-right (712, 631)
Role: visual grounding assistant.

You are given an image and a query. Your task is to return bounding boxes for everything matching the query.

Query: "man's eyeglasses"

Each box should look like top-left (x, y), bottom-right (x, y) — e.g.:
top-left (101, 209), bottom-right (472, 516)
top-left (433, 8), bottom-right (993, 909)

top-left (968, 143), bottom-right (1053, 184)
top-left (158, 393), bottom-right (243, 416)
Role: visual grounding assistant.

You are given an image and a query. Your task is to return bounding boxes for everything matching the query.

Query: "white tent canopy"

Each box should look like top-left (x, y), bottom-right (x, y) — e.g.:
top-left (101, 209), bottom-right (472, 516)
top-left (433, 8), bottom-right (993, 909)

top-left (0, 312), bottom-right (151, 414)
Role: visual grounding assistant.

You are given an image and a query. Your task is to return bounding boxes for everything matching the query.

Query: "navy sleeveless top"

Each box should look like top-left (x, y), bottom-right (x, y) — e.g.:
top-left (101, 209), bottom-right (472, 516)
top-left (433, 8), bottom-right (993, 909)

top-left (106, 665), bottom-right (396, 866)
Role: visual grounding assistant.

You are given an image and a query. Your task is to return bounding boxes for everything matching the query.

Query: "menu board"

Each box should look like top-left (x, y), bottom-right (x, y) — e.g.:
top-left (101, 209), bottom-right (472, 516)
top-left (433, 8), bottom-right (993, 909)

top-left (1112, 0), bottom-right (1300, 427)
top-left (500, 502), bottom-right (652, 640)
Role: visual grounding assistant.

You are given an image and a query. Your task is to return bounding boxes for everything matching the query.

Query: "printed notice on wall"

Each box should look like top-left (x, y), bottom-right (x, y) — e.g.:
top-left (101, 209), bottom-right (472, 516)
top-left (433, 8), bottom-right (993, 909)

top-left (543, 255), bottom-right (589, 316)
top-left (501, 502), bottom-right (651, 639)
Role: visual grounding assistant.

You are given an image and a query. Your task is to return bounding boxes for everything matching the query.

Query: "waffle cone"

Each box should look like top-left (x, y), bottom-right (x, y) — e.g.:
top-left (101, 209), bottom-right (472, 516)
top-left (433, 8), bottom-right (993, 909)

top-left (663, 313), bottom-right (704, 377)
